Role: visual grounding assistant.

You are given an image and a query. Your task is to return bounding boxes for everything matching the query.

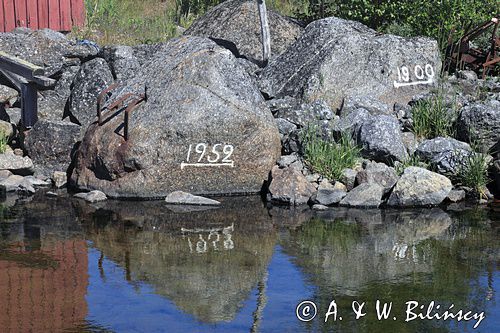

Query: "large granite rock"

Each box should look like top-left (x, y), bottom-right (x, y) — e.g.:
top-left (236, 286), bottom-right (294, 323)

top-left (415, 137), bottom-right (472, 176)
top-left (388, 167), bottom-right (452, 207)
top-left (185, 0), bottom-right (303, 64)
top-left (357, 115), bottom-right (408, 164)
top-left (24, 120), bottom-right (80, 176)
top-left (259, 17), bottom-right (441, 109)
top-left (268, 165), bottom-right (316, 205)
top-left (457, 100), bottom-right (500, 152)
top-left (67, 58), bottom-right (114, 132)
top-left (72, 37), bottom-right (281, 198)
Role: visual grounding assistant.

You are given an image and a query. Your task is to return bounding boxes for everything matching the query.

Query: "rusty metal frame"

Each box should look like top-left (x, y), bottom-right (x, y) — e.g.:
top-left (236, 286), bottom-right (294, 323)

top-left (96, 83), bottom-right (146, 141)
top-left (445, 15), bottom-right (499, 78)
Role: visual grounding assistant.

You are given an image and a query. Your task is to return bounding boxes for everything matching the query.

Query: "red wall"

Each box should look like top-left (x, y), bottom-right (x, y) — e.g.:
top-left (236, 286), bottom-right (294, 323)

top-left (0, 0), bottom-right (85, 32)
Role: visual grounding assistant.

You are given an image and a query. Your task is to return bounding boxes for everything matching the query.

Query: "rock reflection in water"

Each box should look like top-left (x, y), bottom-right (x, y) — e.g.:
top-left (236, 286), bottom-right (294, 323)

top-left (81, 196), bottom-right (277, 324)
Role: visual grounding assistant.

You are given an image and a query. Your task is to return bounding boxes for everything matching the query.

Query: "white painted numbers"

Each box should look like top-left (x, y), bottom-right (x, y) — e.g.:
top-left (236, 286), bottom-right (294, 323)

top-left (181, 143), bottom-right (235, 169)
top-left (394, 64), bottom-right (435, 88)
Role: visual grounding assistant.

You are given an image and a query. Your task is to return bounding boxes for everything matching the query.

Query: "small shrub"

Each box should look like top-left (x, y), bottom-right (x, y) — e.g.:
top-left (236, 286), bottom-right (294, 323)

top-left (302, 125), bottom-right (361, 181)
top-left (458, 151), bottom-right (491, 198)
top-left (411, 92), bottom-right (456, 139)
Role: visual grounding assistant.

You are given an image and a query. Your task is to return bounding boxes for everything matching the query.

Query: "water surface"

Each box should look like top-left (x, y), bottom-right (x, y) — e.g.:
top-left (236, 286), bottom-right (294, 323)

top-left (0, 192), bottom-right (498, 332)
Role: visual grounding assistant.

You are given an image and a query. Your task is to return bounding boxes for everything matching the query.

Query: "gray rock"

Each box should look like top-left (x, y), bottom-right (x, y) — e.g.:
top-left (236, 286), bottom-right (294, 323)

top-left (23, 176), bottom-right (51, 187)
top-left (340, 168), bottom-right (357, 191)
top-left (185, 0), bottom-right (303, 64)
top-left (72, 37), bottom-right (281, 198)
top-left (46, 191), bottom-right (59, 197)
top-left (275, 118), bottom-right (298, 137)
top-left (0, 120), bottom-right (14, 139)
top-left (447, 189), bottom-right (466, 203)
top-left (0, 153), bottom-right (34, 175)
top-left (312, 204), bottom-right (329, 211)
top-left (401, 132), bottom-right (418, 155)
top-left (415, 137), bottom-right (472, 175)
top-left (259, 17), bottom-right (441, 109)
top-left (52, 171), bottom-right (67, 188)
top-left (0, 170), bottom-right (13, 181)
top-left (272, 99), bottom-right (334, 127)
top-left (0, 175), bottom-right (35, 193)
top-left (456, 70), bottom-right (477, 81)
top-left (342, 96), bottom-right (392, 116)
top-left (340, 183), bottom-right (385, 208)
top-left (39, 65), bottom-right (80, 121)
top-left (388, 167), bottom-right (452, 207)
top-left (24, 120), bottom-right (80, 177)
top-left (0, 29), bottom-right (98, 78)
top-left (358, 115), bottom-right (408, 164)
top-left (101, 45), bottom-right (141, 82)
top-left (74, 190), bottom-right (108, 203)
top-left (315, 188), bottom-right (347, 206)
top-left (333, 108), bottom-right (371, 139)
top-left (268, 165), bottom-right (316, 205)
top-left (356, 161), bottom-right (398, 194)
top-left (165, 191), bottom-right (221, 206)
top-left (68, 58), bottom-right (114, 132)
top-left (278, 154), bottom-right (298, 168)
top-left (457, 100), bottom-right (500, 152)
top-left (3, 107), bottom-right (21, 125)
top-left (0, 85), bottom-right (18, 104)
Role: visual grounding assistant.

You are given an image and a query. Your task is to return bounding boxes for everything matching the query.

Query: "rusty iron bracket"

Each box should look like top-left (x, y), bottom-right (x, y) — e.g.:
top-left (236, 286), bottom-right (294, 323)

top-left (96, 83), bottom-right (147, 141)
top-left (97, 82), bottom-right (119, 125)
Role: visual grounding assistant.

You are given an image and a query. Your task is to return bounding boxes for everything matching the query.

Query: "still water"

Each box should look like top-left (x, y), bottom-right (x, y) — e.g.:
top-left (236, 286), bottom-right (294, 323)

top-left (0, 192), bottom-right (498, 333)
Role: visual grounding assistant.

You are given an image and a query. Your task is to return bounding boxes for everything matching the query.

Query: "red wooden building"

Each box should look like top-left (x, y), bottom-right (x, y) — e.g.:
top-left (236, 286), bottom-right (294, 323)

top-left (0, 0), bottom-right (85, 32)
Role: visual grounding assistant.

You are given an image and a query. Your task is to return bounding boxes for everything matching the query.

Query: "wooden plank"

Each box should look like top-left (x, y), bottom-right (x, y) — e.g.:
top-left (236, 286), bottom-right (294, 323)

top-left (26, 0), bottom-right (38, 29)
top-left (0, 51), bottom-right (45, 79)
top-left (70, 0), bottom-right (84, 27)
top-left (0, 0), bottom-right (5, 32)
top-left (38, 0), bottom-right (49, 28)
top-left (48, 0), bottom-right (60, 30)
top-left (4, 0), bottom-right (16, 31)
top-left (14, 0), bottom-right (27, 27)
top-left (59, 0), bottom-right (71, 31)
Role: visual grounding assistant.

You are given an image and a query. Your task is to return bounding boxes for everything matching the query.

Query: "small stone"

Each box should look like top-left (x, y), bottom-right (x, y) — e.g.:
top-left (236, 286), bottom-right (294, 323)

top-left (356, 161), bottom-right (399, 194)
top-left (339, 183), bottom-right (384, 208)
top-left (0, 85), bottom-right (18, 104)
top-left (0, 170), bottom-right (12, 181)
top-left (23, 176), bottom-right (50, 187)
top-left (340, 168), bottom-right (357, 191)
top-left (13, 148), bottom-right (23, 156)
top-left (165, 191), bottom-right (221, 206)
top-left (0, 120), bottom-right (14, 139)
top-left (446, 189), bottom-right (466, 203)
top-left (332, 181), bottom-right (347, 192)
top-left (52, 171), bottom-right (67, 188)
top-left (318, 178), bottom-right (334, 190)
top-left (0, 153), bottom-right (34, 175)
top-left (457, 70), bottom-right (478, 81)
top-left (46, 191), bottom-right (59, 197)
top-left (74, 190), bottom-right (107, 203)
top-left (312, 204), bottom-right (329, 211)
top-left (277, 155), bottom-right (298, 168)
top-left (305, 173), bottom-right (321, 184)
top-left (0, 175), bottom-right (25, 191)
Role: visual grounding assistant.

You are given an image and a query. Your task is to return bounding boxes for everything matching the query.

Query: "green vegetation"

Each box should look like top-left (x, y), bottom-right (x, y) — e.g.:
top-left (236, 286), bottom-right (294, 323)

top-left (394, 154), bottom-right (428, 176)
top-left (410, 91), bottom-right (456, 139)
top-left (302, 126), bottom-right (360, 181)
top-left (294, 0), bottom-right (498, 52)
top-left (457, 150), bottom-right (491, 198)
top-left (0, 130), bottom-right (8, 154)
top-left (75, 0), bottom-right (197, 45)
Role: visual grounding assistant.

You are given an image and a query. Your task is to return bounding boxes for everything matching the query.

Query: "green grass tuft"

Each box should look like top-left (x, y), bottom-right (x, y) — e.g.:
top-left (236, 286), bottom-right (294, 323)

top-left (411, 92), bottom-right (456, 139)
top-left (457, 151), bottom-right (491, 199)
top-left (302, 125), bottom-right (361, 181)
top-left (0, 130), bottom-right (8, 154)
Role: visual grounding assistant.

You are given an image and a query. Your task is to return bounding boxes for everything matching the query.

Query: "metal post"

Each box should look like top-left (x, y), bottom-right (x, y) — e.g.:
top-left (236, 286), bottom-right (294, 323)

top-left (21, 82), bottom-right (38, 128)
top-left (257, 0), bottom-right (271, 66)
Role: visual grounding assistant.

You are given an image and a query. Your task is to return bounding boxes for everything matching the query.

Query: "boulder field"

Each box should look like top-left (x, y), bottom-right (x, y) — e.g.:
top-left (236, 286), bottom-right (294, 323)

top-left (0, 0), bottom-right (498, 205)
